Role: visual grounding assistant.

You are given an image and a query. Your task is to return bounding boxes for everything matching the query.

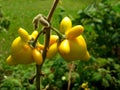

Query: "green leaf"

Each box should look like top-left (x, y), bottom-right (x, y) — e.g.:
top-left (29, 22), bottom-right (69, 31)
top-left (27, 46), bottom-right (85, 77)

top-left (96, 58), bottom-right (108, 67)
top-left (105, 74), bottom-right (112, 81)
top-left (92, 72), bottom-right (102, 81)
top-left (113, 64), bottom-right (120, 70)
top-left (102, 78), bottom-right (109, 88)
top-left (1, 77), bottom-right (21, 87)
top-left (113, 4), bottom-right (120, 12)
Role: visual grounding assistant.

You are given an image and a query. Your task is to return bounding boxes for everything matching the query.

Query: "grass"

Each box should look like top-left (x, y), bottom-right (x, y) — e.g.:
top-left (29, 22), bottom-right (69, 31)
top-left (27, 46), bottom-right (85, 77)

top-left (0, 0), bottom-right (98, 31)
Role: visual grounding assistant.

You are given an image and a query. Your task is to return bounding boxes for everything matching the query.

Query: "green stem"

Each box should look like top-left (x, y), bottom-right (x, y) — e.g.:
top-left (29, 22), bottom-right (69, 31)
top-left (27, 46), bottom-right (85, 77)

top-left (35, 0), bottom-right (60, 90)
top-left (32, 30), bottom-right (43, 47)
top-left (51, 27), bottom-right (65, 40)
top-left (36, 64), bottom-right (41, 90)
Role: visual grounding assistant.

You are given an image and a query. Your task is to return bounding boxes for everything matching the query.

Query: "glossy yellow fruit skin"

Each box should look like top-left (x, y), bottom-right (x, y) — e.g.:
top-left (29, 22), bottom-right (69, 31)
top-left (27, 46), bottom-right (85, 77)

top-left (32, 49), bottom-right (43, 65)
top-left (58, 17), bottom-right (90, 61)
top-left (6, 28), bottom-right (44, 65)
top-left (6, 55), bottom-right (17, 65)
top-left (58, 35), bottom-right (90, 61)
top-left (37, 43), bottom-right (44, 51)
top-left (81, 51), bottom-right (90, 61)
top-left (66, 25), bottom-right (84, 39)
top-left (60, 17), bottom-right (72, 34)
top-left (18, 28), bottom-right (30, 42)
top-left (47, 43), bottom-right (58, 59)
top-left (46, 35), bottom-right (59, 59)
top-left (49, 35), bottom-right (59, 46)
top-left (10, 37), bottom-right (34, 65)
top-left (81, 82), bottom-right (88, 89)
top-left (30, 30), bottom-right (38, 39)
top-left (58, 39), bottom-right (70, 55)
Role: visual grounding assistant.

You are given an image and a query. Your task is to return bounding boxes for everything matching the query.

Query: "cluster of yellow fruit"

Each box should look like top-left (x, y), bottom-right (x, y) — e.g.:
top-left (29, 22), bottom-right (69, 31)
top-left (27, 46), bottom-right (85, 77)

top-left (58, 17), bottom-right (90, 61)
top-left (6, 17), bottom-right (90, 65)
top-left (7, 28), bottom-right (43, 65)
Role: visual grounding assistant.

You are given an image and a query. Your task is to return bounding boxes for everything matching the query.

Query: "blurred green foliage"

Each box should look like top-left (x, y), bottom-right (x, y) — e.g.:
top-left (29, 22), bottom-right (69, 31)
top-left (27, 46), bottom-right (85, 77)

top-left (40, 57), bottom-right (120, 90)
top-left (73, 0), bottom-right (120, 59)
top-left (0, 6), bottom-right (10, 32)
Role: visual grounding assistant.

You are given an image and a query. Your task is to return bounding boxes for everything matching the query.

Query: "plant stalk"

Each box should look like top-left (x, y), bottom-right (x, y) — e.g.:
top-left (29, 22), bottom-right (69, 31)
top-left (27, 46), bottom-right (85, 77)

top-left (68, 61), bottom-right (74, 90)
top-left (36, 0), bottom-right (60, 90)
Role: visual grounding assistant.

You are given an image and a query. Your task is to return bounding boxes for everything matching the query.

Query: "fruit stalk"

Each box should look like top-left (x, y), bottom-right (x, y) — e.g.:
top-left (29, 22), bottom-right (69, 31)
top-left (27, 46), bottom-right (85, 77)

top-left (51, 27), bottom-right (65, 40)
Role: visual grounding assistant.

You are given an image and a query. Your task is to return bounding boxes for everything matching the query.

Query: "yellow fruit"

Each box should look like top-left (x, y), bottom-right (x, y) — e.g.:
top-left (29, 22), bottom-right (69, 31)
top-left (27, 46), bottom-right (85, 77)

top-left (49, 35), bottom-right (59, 46)
top-left (18, 28), bottom-right (30, 42)
top-left (58, 17), bottom-right (90, 61)
top-left (36, 43), bottom-right (44, 51)
top-left (58, 35), bottom-right (90, 61)
top-left (6, 55), bottom-right (17, 65)
top-left (47, 43), bottom-right (58, 59)
top-left (32, 49), bottom-right (43, 65)
top-left (81, 82), bottom-right (88, 89)
top-left (6, 28), bottom-right (38, 65)
top-left (60, 17), bottom-right (72, 34)
top-left (81, 51), bottom-right (90, 61)
top-left (66, 25), bottom-right (84, 39)
top-left (31, 30), bottom-right (38, 39)
top-left (11, 37), bottom-right (34, 64)
top-left (58, 39), bottom-right (70, 55)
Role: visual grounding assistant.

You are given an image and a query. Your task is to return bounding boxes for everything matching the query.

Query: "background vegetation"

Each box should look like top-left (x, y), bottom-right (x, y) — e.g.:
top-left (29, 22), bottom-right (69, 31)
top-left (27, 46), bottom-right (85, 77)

top-left (0, 0), bottom-right (120, 90)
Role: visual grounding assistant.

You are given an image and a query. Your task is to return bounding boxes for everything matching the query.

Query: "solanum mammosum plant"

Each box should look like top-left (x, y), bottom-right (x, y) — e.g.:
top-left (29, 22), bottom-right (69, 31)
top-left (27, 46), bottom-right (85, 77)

top-left (6, 0), bottom-right (90, 90)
